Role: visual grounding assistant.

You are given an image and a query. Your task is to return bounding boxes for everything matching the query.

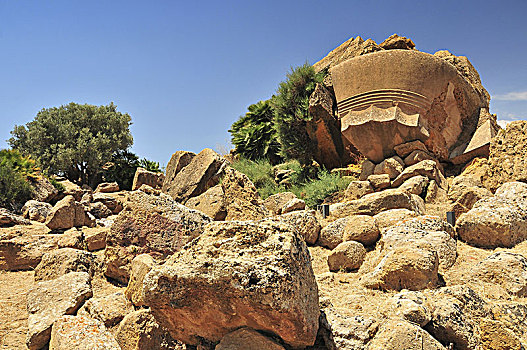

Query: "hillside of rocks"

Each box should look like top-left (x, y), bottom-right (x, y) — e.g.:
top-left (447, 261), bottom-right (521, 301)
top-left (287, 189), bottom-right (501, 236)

top-left (2, 34), bottom-right (527, 350)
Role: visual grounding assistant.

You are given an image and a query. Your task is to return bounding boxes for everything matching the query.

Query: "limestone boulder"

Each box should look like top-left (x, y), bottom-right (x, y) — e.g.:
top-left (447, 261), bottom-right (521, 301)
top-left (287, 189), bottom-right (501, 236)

top-left (263, 192), bottom-right (297, 215)
top-left (398, 175), bottom-right (429, 196)
top-left (373, 156), bottom-right (404, 179)
top-left (92, 193), bottom-right (123, 214)
top-left (425, 180), bottom-right (448, 204)
top-left (394, 140), bottom-right (428, 158)
top-left (216, 328), bottom-right (285, 350)
top-left (80, 291), bottom-right (134, 327)
top-left (359, 159), bottom-right (375, 181)
top-left (45, 195), bottom-right (95, 230)
top-left (104, 191), bottom-right (211, 284)
top-left (29, 176), bottom-right (58, 203)
top-left (342, 214), bottom-right (380, 246)
top-left (327, 241), bottom-right (366, 272)
top-left (468, 252), bottom-right (527, 296)
top-left (281, 198), bottom-right (306, 214)
top-left (94, 182), bottom-right (119, 193)
top-left (392, 160), bottom-right (446, 189)
top-left (0, 233), bottom-right (58, 271)
top-left (162, 148), bottom-right (227, 203)
top-left (318, 216), bottom-right (351, 249)
top-left (185, 184), bottom-right (227, 220)
top-left (321, 308), bottom-right (379, 350)
top-left (0, 208), bottom-right (30, 227)
top-left (34, 248), bottom-right (97, 282)
top-left (404, 149), bottom-right (436, 166)
top-left (89, 201), bottom-right (112, 219)
top-left (125, 254), bottom-right (155, 307)
top-left (132, 167), bottom-right (165, 191)
top-left (84, 227), bottom-right (107, 251)
top-left (162, 150), bottom-right (196, 191)
top-left (367, 174), bottom-right (391, 190)
top-left (57, 228), bottom-right (84, 249)
top-left (330, 189), bottom-right (425, 218)
top-left (279, 210), bottom-right (321, 245)
top-left (115, 309), bottom-right (182, 350)
top-left (367, 319), bottom-right (445, 350)
top-left (57, 179), bottom-right (83, 201)
top-left (49, 315), bottom-right (120, 350)
top-left (478, 318), bottom-right (523, 350)
top-left (22, 200), bottom-right (52, 222)
top-left (26, 272), bottom-right (93, 350)
top-left (345, 180), bottom-right (374, 200)
top-left (379, 33), bottom-right (416, 50)
top-left (387, 290), bottom-right (431, 327)
top-left (373, 208), bottom-right (418, 230)
top-left (143, 220), bottom-right (320, 348)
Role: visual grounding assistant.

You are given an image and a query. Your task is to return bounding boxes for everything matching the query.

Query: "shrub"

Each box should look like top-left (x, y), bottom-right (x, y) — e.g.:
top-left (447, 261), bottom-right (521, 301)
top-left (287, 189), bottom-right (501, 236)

top-left (0, 162), bottom-right (33, 210)
top-left (138, 158), bottom-right (162, 173)
top-left (290, 170), bottom-right (352, 208)
top-left (101, 150), bottom-right (139, 191)
top-left (0, 149), bottom-right (40, 179)
top-left (230, 157), bottom-right (280, 198)
top-left (229, 100), bottom-right (282, 164)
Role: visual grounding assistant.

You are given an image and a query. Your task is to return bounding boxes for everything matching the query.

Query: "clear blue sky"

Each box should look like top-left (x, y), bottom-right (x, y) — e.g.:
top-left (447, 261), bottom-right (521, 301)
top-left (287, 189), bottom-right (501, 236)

top-left (1, 0), bottom-right (526, 166)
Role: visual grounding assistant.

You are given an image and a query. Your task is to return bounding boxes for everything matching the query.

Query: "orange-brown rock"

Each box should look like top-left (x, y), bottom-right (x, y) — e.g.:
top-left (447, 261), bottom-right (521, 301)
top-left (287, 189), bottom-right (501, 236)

top-left (131, 167), bottom-right (165, 191)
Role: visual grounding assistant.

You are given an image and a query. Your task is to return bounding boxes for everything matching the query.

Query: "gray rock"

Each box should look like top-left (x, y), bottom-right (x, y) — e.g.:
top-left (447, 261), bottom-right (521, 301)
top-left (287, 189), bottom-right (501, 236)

top-left (22, 200), bottom-right (52, 223)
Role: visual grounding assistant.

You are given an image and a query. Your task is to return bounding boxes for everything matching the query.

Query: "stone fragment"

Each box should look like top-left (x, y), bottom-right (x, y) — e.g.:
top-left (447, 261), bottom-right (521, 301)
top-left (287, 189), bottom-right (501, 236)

top-left (34, 248), bottom-right (97, 282)
top-left (367, 174), bottom-right (391, 190)
top-left (321, 308), bottom-right (379, 350)
top-left (84, 227), bottom-right (107, 251)
top-left (425, 179), bottom-right (448, 203)
top-left (138, 184), bottom-right (161, 195)
top-left (345, 180), bottom-right (374, 200)
top-left (398, 175), bottom-right (429, 196)
top-left (162, 148), bottom-right (227, 203)
top-left (450, 116), bottom-right (499, 165)
top-left (279, 210), bottom-right (321, 245)
top-left (373, 156), bottom-right (404, 179)
top-left (0, 233), bottom-right (58, 271)
top-left (143, 220), bottom-right (320, 348)
top-left (478, 318), bottom-right (522, 350)
top-left (281, 198), bottom-right (306, 214)
top-left (373, 208), bottom-right (418, 230)
top-left (318, 216), bottom-right (351, 249)
top-left (216, 328), bottom-right (285, 350)
top-left (162, 150), bottom-right (196, 192)
top-left (57, 179), bottom-right (83, 201)
top-left (80, 291), bottom-right (134, 327)
top-left (22, 200), bottom-right (52, 223)
top-left (185, 184), bottom-right (227, 220)
top-left (92, 193), bottom-right (123, 214)
top-left (263, 192), bottom-right (297, 215)
top-left (132, 167), bottom-right (165, 191)
top-left (104, 191), bottom-right (211, 284)
top-left (359, 159), bottom-right (375, 181)
top-left (490, 302), bottom-right (527, 337)
top-left (367, 319), bottom-right (446, 350)
top-left (80, 192), bottom-right (92, 204)
top-left (26, 272), bottom-right (93, 350)
top-left (45, 195), bottom-right (95, 230)
top-left (115, 309), bottom-right (182, 350)
top-left (387, 290), bottom-right (431, 327)
top-left (125, 254), bottom-right (155, 307)
top-left (89, 201), bottom-right (112, 219)
top-left (468, 252), bottom-right (527, 296)
top-left (0, 208), bottom-right (30, 227)
top-left (394, 140), bottom-right (428, 158)
top-left (49, 315), bottom-right (120, 350)
top-left (57, 228), bottom-right (84, 249)
top-left (379, 34), bottom-right (416, 50)
top-left (342, 214), bottom-right (379, 246)
top-left (95, 182), bottom-right (119, 193)
top-left (313, 35), bottom-right (382, 72)
top-left (403, 149), bottom-right (435, 166)
top-left (392, 160), bottom-right (446, 189)
top-left (29, 176), bottom-right (58, 203)
top-left (330, 189), bottom-right (425, 218)
top-left (327, 241), bottom-right (366, 272)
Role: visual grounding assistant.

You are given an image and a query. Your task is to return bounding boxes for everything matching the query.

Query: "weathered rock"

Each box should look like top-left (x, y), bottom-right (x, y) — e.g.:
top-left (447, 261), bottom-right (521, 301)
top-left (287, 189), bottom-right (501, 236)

top-left (80, 291), bottom-right (133, 327)
top-left (490, 302), bottom-right (527, 338)
top-left (318, 216), bottom-right (351, 249)
top-left (92, 193), bottom-right (123, 214)
top-left (387, 290), bottom-right (431, 327)
top-left (394, 140), bottom-right (428, 158)
top-left (49, 315), bottom-right (120, 350)
top-left (185, 184), bottom-right (227, 220)
top-left (342, 214), bottom-right (379, 246)
top-left (321, 308), bottom-right (379, 350)
top-left (29, 176), bottom-right (58, 203)
top-left (398, 175), bottom-right (429, 196)
top-left (84, 227), bottom-right (107, 251)
top-left (132, 167), bottom-right (165, 191)
top-left (216, 328), bottom-right (285, 350)
top-left (0, 233), bottom-right (58, 271)
top-left (392, 160), bottom-right (446, 189)
top-left (115, 309), bottom-right (182, 350)
top-left (425, 285), bottom-right (489, 350)
top-left (26, 272), bottom-right (93, 350)
top-left (330, 189), bottom-right (425, 218)
top-left (404, 149), bottom-right (436, 166)
top-left (367, 319), bottom-right (445, 350)
top-left (263, 192), bottom-right (297, 215)
top-left (327, 241), bottom-right (366, 272)
top-left (279, 210), bottom-right (321, 245)
top-left (104, 191), bottom-right (211, 284)
top-left (367, 174), bottom-right (391, 190)
top-left (356, 162), bottom-right (375, 184)
top-left (281, 198), bottom-right (306, 214)
top-left (143, 220), bottom-right (320, 348)
top-left (468, 252), bottom-right (527, 296)
top-left (313, 35), bottom-right (382, 72)
top-left (162, 148), bottom-right (227, 203)
top-left (373, 156), bottom-right (404, 179)
top-left (57, 228), bottom-right (84, 249)
top-left (57, 179), bottom-right (83, 201)
top-left (362, 244), bottom-right (439, 291)
top-left (373, 208), bottom-right (418, 230)
top-left (138, 184), bottom-right (161, 195)
top-left (45, 195), bottom-right (95, 230)
top-left (89, 201), bottom-right (112, 219)
top-left (448, 186), bottom-right (492, 217)
top-left (478, 318), bottom-right (523, 350)
top-left (487, 121), bottom-right (527, 191)
top-left (80, 192), bottom-right (93, 204)
top-left (345, 180), bottom-right (374, 200)
top-left (22, 200), bottom-right (52, 222)
top-left (221, 167), bottom-right (270, 221)
top-left (379, 34), bottom-right (416, 50)
top-left (425, 179), bottom-right (448, 203)
top-left (95, 182), bottom-right (119, 193)
top-left (456, 182), bottom-right (527, 248)
top-left (125, 253), bottom-right (155, 307)
top-left (162, 150), bottom-right (196, 192)
top-left (34, 248), bottom-right (97, 281)
top-left (0, 208), bottom-right (30, 227)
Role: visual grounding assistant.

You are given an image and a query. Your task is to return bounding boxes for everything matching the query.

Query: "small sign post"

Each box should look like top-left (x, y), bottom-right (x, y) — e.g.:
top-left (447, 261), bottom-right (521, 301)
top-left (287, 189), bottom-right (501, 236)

top-left (446, 211), bottom-right (456, 227)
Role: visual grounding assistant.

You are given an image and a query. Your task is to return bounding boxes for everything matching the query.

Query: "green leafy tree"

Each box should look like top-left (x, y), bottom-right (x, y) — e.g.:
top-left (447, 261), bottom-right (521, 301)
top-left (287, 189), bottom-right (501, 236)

top-left (9, 102), bottom-right (133, 187)
top-left (0, 149), bottom-right (34, 210)
top-left (138, 158), bottom-right (161, 173)
top-left (229, 100), bottom-right (282, 164)
top-left (101, 150), bottom-right (139, 191)
top-left (272, 63), bottom-right (324, 165)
